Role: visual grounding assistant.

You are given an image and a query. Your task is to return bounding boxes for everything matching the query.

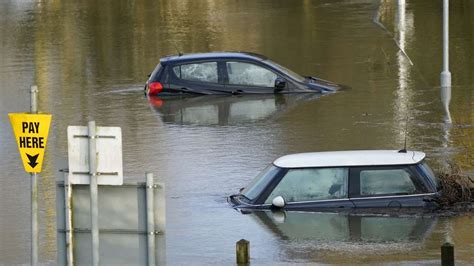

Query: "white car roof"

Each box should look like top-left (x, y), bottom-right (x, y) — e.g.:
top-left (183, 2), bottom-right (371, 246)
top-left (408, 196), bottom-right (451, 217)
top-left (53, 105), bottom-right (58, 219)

top-left (273, 150), bottom-right (425, 168)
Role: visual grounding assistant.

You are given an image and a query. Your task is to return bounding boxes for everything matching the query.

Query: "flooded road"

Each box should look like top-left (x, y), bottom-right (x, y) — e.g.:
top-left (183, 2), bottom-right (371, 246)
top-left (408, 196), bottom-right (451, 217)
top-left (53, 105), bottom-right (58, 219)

top-left (1, 0), bottom-right (473, 264)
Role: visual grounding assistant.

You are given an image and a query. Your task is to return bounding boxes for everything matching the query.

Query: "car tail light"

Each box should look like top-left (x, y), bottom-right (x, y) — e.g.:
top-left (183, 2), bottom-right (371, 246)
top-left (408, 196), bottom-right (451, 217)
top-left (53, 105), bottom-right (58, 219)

top-left (148, 82), bottom-right (163, 95)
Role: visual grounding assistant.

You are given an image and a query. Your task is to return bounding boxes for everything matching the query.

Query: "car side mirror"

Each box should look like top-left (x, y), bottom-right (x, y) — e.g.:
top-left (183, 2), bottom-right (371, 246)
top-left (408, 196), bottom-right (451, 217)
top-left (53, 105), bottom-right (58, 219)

top-left (274, 77), bottom-right (286, 90)
top-left (272, 196), bottom-right (285, 208)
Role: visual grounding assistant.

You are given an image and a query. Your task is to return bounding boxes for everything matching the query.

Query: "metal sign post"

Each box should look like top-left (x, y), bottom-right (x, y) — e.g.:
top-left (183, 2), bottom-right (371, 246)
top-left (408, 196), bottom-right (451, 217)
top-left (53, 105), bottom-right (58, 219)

top-left (30, 86), bottom-right (38, 266)
top-left (9, 85), bottom-right (52, 266)
top-left (88, 121), bottom-right (100, 266)
top-left (62, 170), bottom-right (74, 266)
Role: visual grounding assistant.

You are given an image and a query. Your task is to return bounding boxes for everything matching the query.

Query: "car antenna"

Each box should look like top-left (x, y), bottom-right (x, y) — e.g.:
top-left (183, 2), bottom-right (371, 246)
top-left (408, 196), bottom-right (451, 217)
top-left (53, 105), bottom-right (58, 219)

top-left (172, 41), bottom-right (183, 56)
top-left (399, 113), bottom-right (409, 153)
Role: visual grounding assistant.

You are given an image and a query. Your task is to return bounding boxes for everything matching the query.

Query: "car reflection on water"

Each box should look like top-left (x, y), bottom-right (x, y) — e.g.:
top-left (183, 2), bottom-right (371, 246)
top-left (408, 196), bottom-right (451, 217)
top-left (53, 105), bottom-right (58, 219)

top-left (250, 210), bottom-right (437, 255)
top-left (147, 94), bottom-right (322, 125)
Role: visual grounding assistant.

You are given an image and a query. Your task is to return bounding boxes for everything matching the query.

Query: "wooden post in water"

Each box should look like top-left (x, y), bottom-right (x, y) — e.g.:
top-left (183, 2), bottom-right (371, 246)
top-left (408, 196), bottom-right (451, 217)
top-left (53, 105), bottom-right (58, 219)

top-left (441, 242), bottom-right (454, 266)
top-left (236, 239), bottom-right (249, 264)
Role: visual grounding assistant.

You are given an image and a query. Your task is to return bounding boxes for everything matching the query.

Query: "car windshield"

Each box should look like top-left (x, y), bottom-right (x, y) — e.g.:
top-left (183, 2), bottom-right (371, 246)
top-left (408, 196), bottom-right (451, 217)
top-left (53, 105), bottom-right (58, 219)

top-left (241, 164), bottom-right (281, 201)
top-left (264, 59), bottom-right (306, 82)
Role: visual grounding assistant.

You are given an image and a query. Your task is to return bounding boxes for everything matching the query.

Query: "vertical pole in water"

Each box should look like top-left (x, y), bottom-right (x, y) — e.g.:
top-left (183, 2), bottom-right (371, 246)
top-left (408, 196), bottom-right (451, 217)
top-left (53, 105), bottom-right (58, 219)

top-left (64, 171), bottom-right (74, 266)
top-left (30, 85), bottom-right (38, 266)
top-left (88, 121), bottom-right (99, 266)
top-left (441, 0), bottom-right (451, 87)
top-left (31, 173), bottom-right (38, 266)
top-left (146, 172), bottom-right (156, 266)
top-left (441, 242), bottom-right (455, 266)
top-left (441, 0), bottom-right (452, 123)
top-left (236, 239), bottom-right (250, 264)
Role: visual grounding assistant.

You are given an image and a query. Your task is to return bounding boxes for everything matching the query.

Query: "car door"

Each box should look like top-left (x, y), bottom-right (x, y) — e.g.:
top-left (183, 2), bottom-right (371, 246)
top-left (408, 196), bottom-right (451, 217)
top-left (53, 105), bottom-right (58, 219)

top-left (262, 167), bottom-right (356, 210)
top-left (223, 60), bottom-right (285, 94)
top-left (349, 166), bottom-right (430, 208)
top-left (168, 60), bottom-right (227, 94)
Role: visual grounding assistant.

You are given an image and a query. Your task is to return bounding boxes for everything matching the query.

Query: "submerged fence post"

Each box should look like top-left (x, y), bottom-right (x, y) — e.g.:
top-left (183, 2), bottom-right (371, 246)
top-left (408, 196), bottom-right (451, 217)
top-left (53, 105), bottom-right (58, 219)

top-left (88, 120), bottom-right (99, 266)
top-left (236, 239), bottom-right (249, 264)
top-left (146, 172), bottom-right (156, 266)
top-left (441, 242), bottom-right (454, 266)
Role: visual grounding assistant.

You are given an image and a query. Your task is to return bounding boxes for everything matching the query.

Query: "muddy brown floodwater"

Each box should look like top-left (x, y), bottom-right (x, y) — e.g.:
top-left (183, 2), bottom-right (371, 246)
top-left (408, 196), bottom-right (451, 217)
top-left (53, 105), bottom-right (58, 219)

top-left (1, 0), bottom-right (473, 264)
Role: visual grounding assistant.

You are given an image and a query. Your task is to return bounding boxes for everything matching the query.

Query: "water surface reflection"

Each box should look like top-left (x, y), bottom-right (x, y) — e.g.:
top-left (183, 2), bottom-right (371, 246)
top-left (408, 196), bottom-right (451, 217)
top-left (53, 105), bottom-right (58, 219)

top-left (253, 211), bottom-right (436, 244)
top-left (148, 94), bottom-right (322, 125)
top-left (250, 210), bottom-right (448, 264)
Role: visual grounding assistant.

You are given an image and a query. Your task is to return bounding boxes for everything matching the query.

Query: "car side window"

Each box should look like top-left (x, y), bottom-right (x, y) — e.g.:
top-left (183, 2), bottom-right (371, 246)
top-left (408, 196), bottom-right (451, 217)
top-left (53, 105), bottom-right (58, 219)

top-left (226, 62), bottom-right (277, 87)
top-left (265, 168), bottom-right (349, 204)
top-left (359, 169), bottom-right (417, 196)
top-left (173, 62), bottom-right (218, 83)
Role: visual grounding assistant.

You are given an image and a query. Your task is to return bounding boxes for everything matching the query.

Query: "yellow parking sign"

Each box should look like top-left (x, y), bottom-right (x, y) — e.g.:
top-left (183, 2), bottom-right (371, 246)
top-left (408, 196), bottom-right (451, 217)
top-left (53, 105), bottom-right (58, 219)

top-left (9, 113), bottom-right (52, 173)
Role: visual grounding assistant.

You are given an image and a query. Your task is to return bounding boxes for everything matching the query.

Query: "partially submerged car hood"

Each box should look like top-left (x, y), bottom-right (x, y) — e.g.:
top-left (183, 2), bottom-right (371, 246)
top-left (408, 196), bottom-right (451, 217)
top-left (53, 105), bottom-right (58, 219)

top-left (305, 76), bottom-right (347, 92)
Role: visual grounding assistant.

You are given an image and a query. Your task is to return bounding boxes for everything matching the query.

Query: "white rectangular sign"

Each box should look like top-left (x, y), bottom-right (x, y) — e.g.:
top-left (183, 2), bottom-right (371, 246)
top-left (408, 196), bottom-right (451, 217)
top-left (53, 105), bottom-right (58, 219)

top-left (67, 126), bottom-right (123, 185)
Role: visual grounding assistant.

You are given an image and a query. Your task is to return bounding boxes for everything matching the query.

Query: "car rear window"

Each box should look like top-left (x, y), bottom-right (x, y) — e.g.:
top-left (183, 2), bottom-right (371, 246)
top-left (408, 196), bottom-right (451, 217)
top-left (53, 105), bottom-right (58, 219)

top-left (149, 63), bottom-right (162, 81)
top-left (359, 169), bottom-right (417, 196)
top-left (173, 62), bottom-right (218, 83)
top-left (418, 162), bottom-right (439, 190)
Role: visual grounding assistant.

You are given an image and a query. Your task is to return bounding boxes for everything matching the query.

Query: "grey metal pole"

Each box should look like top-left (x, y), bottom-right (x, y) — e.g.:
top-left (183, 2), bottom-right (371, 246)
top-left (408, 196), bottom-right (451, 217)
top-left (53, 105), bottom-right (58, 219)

top-left (64, 171), bottom-right (74, 266)
top-left (30, 85), bottom-right (38, 266)
top-left (441, 0), bottom-right (451, 87)
top-left (88, 121), bottom-right (99, 266)
top-left (31, 173), bottom-right (38, 266)
top-left (146, 172), bottom-right (156, 266)
top-left (30, 85), bottom-right (38, 114)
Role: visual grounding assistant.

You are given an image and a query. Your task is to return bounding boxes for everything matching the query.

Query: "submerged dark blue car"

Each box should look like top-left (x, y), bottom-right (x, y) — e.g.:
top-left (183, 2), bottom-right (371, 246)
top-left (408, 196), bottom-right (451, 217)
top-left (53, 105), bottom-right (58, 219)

top-left (145, 52), bottom-right (344, 95)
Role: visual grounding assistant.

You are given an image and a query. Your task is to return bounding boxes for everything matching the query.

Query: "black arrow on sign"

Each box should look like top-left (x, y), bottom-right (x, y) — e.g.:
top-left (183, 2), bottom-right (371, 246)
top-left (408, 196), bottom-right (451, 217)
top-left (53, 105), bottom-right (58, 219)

top-left (26, 153), bottom-right (39, 168)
